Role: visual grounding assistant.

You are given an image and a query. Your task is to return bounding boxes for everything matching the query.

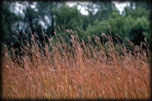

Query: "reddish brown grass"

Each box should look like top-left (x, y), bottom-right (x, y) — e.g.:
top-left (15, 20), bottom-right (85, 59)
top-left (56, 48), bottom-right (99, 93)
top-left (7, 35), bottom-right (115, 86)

top-left (2, 31), bottom-right (151, 99)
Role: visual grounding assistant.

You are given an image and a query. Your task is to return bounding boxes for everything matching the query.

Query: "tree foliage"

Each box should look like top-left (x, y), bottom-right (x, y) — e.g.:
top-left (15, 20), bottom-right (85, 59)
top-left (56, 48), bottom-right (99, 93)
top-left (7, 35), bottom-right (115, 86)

top-left (1, 1), bottom-right (151, 51)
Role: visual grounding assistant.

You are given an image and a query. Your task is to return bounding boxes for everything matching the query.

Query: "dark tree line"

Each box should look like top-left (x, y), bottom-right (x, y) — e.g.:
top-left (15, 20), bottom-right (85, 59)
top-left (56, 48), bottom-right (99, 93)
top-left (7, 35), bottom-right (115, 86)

top-left (1, 0), bottom-right (151, 57)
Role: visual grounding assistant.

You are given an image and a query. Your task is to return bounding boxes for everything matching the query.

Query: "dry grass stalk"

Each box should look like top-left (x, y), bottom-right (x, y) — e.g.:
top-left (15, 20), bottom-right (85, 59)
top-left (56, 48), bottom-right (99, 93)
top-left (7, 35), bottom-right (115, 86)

top-left (2, 31), bottom-right (151, 99)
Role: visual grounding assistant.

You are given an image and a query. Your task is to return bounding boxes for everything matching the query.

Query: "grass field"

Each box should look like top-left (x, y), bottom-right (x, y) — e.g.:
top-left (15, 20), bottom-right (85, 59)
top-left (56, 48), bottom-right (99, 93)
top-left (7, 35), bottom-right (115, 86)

top-left (2, 31), bottom-right (151, 99)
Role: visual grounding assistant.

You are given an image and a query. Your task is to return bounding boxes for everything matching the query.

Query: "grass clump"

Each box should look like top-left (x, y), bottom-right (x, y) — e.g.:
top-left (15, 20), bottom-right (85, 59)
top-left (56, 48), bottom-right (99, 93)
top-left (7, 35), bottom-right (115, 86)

top-left (2, 30), bottom-right (151, 99)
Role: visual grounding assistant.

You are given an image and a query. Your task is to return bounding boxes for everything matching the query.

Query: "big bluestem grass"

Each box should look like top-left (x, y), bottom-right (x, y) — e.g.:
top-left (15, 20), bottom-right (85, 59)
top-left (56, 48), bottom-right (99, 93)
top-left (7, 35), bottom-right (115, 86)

top-left (2, 30), bottom-right (151, 99)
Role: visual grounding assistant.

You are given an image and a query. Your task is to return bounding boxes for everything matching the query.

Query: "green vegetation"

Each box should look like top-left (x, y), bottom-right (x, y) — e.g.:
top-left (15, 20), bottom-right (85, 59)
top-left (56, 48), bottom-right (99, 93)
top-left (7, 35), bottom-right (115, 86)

top-left (1, 1), bottom-right (151, 52)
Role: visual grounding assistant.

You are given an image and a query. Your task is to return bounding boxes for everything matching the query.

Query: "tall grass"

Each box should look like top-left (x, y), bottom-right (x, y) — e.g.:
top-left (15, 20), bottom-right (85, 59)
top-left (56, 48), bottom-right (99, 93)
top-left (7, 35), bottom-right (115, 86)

top-left (2, 30), bottom-right (151, 99)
